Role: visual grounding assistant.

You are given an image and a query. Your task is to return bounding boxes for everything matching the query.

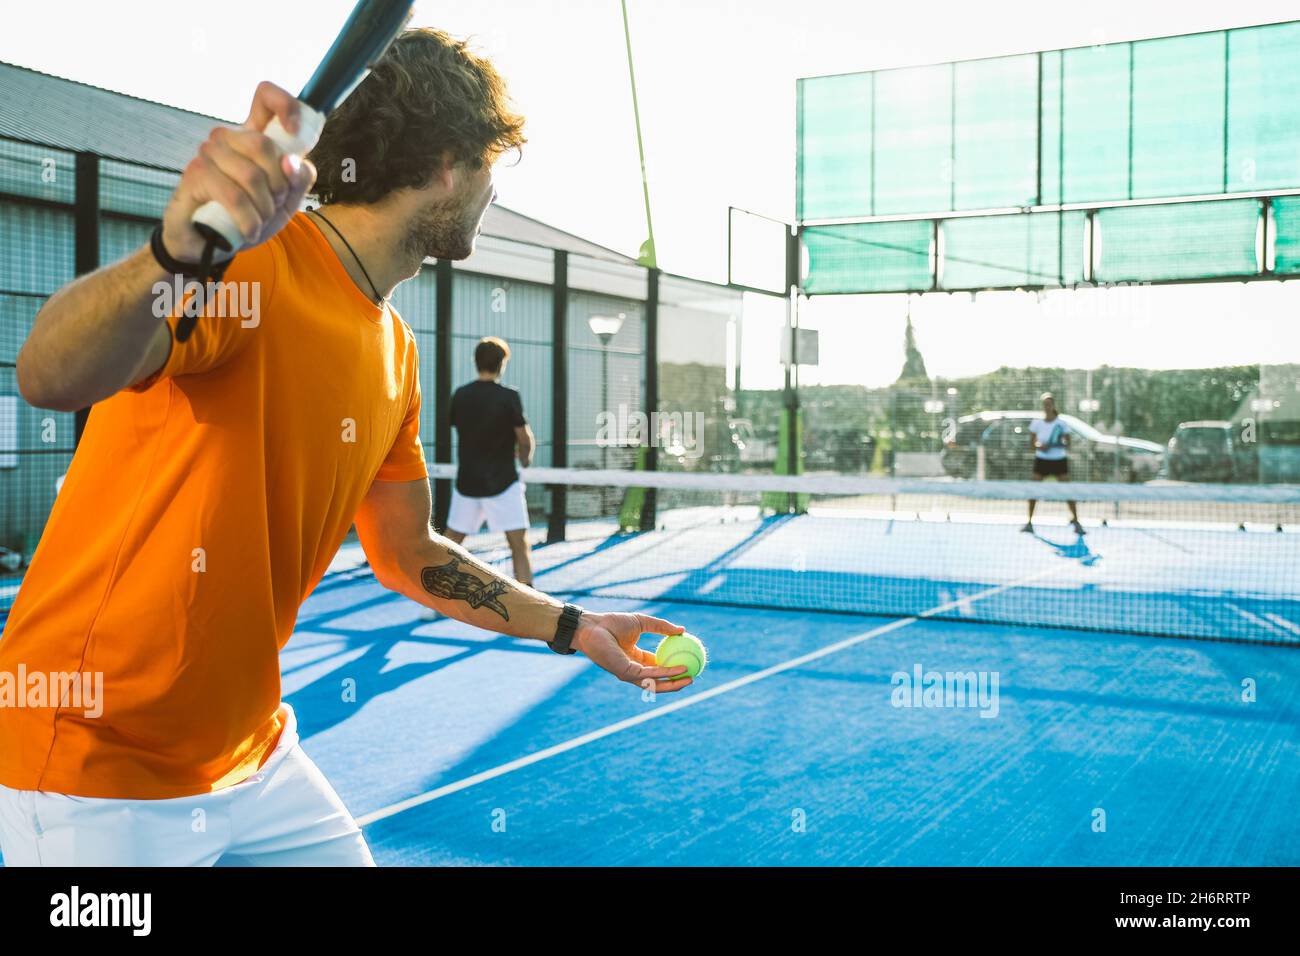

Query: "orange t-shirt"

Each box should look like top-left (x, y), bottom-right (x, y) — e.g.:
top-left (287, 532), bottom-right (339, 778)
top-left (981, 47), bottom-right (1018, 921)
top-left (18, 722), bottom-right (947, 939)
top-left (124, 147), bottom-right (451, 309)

top-left (0, 213), bottom-right (427, 799)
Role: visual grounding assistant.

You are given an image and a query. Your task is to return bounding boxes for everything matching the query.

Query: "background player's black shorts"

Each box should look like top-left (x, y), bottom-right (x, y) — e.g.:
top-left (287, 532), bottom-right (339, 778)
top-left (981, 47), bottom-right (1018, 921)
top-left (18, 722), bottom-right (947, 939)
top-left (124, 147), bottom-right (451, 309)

top-left (1032, 457), bottom-right (1068, 478)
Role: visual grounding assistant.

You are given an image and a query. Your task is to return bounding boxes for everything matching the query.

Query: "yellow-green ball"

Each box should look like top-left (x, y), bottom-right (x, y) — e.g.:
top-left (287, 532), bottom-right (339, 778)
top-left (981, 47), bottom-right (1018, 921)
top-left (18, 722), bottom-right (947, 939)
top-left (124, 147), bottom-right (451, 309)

top-left (655, 632), bottom-right (707, 680)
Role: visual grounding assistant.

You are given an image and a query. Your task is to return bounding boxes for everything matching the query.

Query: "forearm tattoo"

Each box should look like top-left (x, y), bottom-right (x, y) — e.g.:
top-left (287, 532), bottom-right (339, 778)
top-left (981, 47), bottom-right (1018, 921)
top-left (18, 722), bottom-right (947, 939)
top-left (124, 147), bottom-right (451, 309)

top-left (421, 554), bottom-right (511, 621)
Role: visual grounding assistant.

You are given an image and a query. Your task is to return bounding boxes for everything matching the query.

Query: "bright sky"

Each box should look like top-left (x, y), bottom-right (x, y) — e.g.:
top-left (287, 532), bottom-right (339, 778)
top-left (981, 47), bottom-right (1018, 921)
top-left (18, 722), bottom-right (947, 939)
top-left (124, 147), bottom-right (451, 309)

top-left (4, 0), bottom-right (1299, 389)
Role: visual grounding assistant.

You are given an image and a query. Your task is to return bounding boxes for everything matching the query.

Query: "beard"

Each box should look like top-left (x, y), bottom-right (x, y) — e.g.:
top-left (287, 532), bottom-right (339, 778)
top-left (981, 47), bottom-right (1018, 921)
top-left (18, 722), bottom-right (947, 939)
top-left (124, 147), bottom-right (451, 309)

top-left (401, 194), bottom-right (481, 262)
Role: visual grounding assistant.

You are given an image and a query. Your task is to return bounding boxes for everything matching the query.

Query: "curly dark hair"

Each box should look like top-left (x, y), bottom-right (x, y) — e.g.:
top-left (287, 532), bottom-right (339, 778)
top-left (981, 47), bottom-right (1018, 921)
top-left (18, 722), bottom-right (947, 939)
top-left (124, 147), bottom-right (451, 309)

top-left (308, 28), bottom-right (526, 205)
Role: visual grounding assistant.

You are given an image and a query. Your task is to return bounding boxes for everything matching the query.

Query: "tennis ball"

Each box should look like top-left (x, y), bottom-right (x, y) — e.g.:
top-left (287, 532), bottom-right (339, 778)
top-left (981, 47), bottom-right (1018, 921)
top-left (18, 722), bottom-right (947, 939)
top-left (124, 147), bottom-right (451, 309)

top-left (655, 632), bottom-right (707, 680)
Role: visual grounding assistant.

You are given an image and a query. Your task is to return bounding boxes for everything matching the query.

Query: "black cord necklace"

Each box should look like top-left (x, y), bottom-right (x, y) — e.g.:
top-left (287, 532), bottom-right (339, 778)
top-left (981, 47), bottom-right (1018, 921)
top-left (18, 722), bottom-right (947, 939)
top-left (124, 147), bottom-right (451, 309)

top-left (310, 207), bottom-right (386, 305)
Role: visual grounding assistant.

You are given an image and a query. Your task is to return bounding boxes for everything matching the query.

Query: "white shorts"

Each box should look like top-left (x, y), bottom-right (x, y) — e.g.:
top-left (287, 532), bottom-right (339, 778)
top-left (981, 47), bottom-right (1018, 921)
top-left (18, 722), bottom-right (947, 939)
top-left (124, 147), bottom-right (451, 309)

top-left (448, 480), bottom-right (529, 535)
top-left (0, 704), bottom-right (373, 867)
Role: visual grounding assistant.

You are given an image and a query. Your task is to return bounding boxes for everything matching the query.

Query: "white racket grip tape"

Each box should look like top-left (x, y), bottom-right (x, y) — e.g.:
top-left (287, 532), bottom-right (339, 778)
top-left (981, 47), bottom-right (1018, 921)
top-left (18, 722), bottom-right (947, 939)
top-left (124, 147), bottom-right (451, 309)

top-left (189, 104), bottom-right (327, 250)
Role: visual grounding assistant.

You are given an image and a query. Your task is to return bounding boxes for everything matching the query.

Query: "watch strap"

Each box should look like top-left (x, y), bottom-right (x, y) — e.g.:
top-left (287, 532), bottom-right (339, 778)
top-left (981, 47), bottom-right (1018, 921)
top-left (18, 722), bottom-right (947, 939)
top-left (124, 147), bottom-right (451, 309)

top-left (549, 603), bottom-right (584, 655)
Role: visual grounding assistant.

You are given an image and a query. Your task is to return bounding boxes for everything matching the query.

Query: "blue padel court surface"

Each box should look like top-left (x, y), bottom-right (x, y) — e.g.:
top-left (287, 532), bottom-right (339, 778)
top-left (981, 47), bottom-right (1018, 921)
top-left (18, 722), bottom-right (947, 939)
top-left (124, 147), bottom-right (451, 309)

top-left (3, 513), bottom-right (1298, 867)
top-left (284, 532), bottom-right (1300, 866)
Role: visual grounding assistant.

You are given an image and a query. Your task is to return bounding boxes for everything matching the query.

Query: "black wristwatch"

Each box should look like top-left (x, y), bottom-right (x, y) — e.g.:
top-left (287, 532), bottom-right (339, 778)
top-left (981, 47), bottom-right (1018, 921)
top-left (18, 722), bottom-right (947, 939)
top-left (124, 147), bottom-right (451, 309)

top-left (549, 603), bottom-right (584, 655)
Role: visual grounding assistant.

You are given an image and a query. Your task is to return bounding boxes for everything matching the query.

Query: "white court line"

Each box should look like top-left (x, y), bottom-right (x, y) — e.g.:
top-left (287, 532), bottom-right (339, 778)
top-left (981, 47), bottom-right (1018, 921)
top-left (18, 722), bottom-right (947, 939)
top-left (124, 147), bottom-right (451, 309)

top-left (1264, 613), bottom-right (1300, 637)
top-left (1226, 603), bottom-right (1292, 638)
top-left (357, 565), bottom-right (1068, 828)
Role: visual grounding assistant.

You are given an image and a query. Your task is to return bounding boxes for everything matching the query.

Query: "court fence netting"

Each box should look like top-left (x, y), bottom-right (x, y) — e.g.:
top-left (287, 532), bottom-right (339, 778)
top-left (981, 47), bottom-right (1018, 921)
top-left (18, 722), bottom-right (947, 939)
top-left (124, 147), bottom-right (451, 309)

top-left (427, 464), bottom-right (1300, 648)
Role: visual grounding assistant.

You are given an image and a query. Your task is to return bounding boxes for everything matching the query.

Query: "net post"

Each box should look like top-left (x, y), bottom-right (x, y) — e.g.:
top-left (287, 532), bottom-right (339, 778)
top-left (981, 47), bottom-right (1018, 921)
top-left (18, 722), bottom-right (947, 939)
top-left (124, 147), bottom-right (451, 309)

top-left (73, 151), bottom-right (99, 446)
top-left (432, 258), bottom-right (454, 532)
top-left (548, 251), bottom-right (569, 544)
top-left (640, 268), bottom-right (659, 531)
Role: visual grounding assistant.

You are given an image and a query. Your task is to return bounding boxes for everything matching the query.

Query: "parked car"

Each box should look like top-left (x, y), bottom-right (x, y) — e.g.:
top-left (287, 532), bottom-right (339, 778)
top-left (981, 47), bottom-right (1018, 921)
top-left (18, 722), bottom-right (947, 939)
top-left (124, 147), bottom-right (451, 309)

top-left (1254, 419), bottom-right (1300, 483)
top-left (806, 427), bottom-right (875, 473)
top-left (1166, 421), bottom-right (1257, 483)
top-left (941, 411), bottom-right (1164, 482)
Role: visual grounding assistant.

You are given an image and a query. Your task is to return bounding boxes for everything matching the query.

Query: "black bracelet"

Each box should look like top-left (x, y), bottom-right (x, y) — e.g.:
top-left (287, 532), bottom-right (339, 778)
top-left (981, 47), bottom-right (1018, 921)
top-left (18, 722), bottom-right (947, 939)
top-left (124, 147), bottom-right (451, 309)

top-left (150, 224), bottom-right (232, 283)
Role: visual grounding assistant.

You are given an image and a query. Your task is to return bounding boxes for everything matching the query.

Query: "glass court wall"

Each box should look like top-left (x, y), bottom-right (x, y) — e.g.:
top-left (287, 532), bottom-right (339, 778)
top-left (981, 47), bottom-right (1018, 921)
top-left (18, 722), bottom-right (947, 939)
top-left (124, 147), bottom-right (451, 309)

top-left (797, 20), bottom-right (1300, 293)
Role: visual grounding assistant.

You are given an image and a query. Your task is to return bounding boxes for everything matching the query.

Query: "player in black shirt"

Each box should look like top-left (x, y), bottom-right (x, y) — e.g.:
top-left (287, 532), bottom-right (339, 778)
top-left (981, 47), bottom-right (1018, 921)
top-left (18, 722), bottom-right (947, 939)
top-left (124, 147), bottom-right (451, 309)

top-left (445, 337), bottom-right (535, 584)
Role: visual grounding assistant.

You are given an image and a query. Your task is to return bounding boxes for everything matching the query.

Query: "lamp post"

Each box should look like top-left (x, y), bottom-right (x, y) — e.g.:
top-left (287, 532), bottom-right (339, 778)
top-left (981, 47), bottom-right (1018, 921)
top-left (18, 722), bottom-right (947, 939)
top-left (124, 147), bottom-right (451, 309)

top-left (588, 313), bottom-right (626, 479)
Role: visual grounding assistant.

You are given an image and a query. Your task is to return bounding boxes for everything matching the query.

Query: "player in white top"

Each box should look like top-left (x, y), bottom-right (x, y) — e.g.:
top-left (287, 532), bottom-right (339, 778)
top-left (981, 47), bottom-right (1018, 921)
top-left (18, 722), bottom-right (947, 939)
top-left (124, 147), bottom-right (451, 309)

top-left (1024, 393), bottom-right (1084, 535)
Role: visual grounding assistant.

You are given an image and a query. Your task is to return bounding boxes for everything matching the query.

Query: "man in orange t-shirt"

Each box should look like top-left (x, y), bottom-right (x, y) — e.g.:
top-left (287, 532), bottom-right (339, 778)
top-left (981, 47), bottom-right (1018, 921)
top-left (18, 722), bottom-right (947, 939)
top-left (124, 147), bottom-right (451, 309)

top-left (0, 29), bottom-right (690, 867)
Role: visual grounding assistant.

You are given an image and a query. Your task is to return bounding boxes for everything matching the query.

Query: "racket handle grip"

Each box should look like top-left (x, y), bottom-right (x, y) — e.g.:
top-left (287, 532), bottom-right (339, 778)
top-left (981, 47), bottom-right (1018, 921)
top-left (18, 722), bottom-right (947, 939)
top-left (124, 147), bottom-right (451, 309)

top-left (189, 105), bottom-right (326, 251)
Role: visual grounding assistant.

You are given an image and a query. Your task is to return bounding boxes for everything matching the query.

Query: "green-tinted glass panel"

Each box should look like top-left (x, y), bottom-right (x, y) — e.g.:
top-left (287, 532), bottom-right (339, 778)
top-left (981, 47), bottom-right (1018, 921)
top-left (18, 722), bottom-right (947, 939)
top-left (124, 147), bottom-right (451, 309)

top-left (1131, 33), bottom-right (1225, 198)
top-left (1094, 199), bottom-right (1259, 282)
top-left (873, 65), bottom-right (952, 215)
top-left (953, 54), bottom-right (1039, 210)
top-left (1039, 50), bottom-right (1063, 206)
top-left (941, 211), bottom-right (1086, 289)
top-left (1228, 22), bottom-right (1300, 192)
top-left (1062, 43), bottom-right (1131, 203)
top-left (797, 74), bottom-right (873, 221)
top-left (802, 221), bottom-right (932, 294)
top-left (1270, 196), bottom-right (1300, 274)
top-left (794, 21), bottom-right (1300, 295)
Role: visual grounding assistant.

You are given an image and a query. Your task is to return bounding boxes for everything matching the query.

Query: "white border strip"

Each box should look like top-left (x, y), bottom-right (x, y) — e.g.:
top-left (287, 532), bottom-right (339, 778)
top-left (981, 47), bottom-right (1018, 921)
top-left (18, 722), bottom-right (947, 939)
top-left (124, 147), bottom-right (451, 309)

top-left (424, 462), bottom-right (1300, 506)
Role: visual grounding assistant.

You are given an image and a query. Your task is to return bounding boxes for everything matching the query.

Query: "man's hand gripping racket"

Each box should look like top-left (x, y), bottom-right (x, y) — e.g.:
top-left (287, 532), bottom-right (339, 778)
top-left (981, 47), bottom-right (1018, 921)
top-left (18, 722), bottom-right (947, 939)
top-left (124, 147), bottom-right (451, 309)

top-left (169, 0), bottom-right (414, 342)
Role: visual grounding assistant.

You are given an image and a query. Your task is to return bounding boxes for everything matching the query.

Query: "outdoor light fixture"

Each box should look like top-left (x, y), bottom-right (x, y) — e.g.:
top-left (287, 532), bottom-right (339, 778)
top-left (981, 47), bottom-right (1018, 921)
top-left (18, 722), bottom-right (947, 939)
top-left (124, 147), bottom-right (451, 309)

top-left (588, 313), bottom-right (626, 343)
